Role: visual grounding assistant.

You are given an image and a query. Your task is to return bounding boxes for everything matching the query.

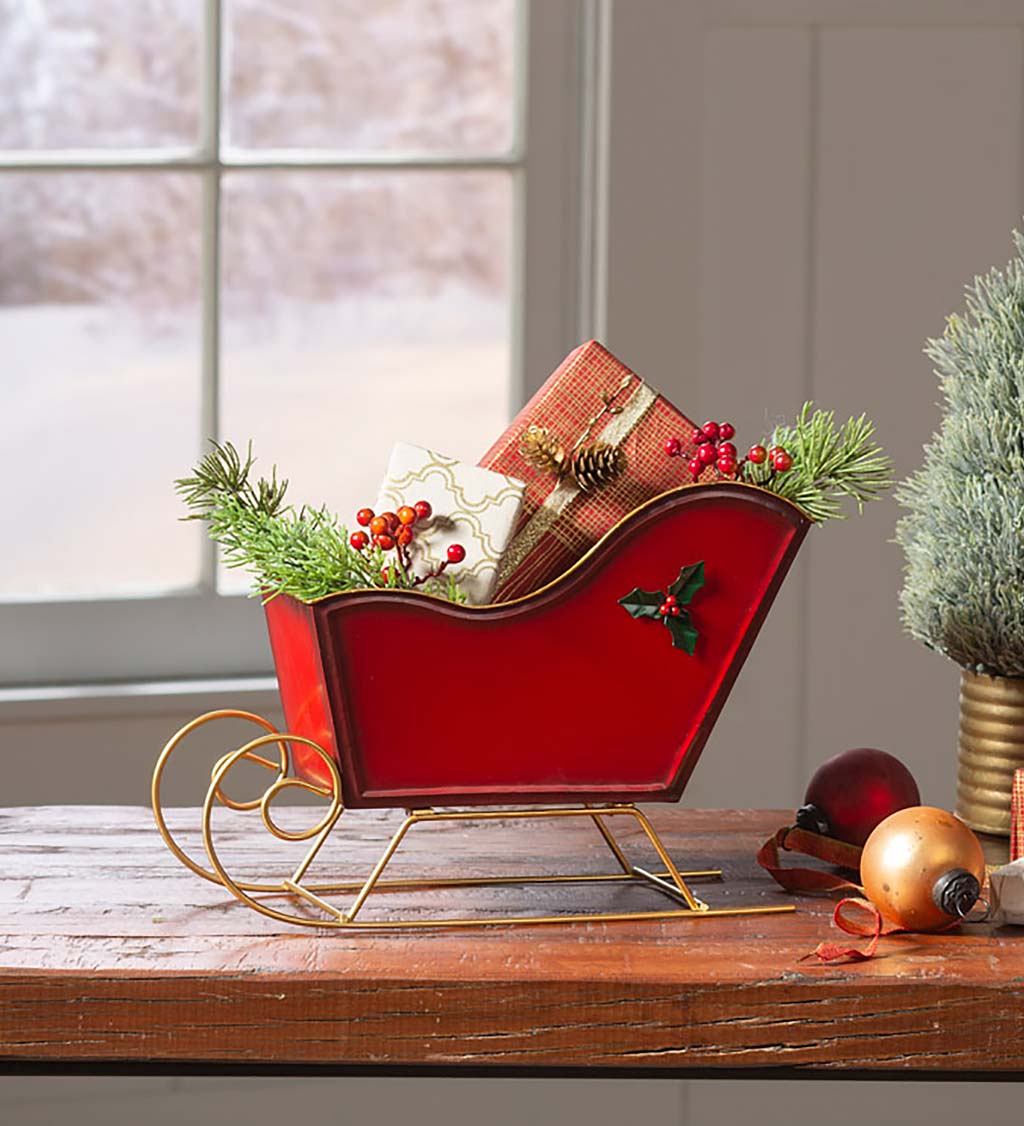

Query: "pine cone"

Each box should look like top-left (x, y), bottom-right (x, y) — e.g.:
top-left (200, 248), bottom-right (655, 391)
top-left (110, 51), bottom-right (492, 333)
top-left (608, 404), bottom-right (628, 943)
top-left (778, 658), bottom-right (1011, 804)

top-left (520, 425), bottom-right (568, 477)
top-left (571, 442), bottom-right (626, 490)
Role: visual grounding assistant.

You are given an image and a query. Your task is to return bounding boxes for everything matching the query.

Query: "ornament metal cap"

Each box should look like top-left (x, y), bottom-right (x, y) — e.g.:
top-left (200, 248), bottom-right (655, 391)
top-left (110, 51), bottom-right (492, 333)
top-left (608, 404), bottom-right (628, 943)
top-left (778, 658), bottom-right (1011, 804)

top-left (931, 867), bottom-right (981, 919)
top-left (794, 803), bottom-right (830, 837)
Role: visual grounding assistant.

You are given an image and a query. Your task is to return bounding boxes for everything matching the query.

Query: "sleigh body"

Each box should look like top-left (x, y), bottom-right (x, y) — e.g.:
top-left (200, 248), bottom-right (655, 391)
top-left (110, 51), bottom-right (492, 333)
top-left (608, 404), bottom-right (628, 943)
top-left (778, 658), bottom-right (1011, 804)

top-left (154, 482), bottom-right (809, 928)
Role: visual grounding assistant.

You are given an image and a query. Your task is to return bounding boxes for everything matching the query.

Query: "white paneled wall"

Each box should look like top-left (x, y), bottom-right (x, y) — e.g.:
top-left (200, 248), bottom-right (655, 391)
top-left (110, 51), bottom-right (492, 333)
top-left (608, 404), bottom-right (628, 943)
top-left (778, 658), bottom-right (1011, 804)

top-left (607, 0), bottom-right (1024, 814)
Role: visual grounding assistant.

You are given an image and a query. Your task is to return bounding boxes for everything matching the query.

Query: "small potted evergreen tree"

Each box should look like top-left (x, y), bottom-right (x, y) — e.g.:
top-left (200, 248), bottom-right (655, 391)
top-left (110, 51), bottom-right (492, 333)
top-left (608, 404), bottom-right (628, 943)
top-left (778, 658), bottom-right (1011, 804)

top-left (896, 227), bottom-right (1024, 836)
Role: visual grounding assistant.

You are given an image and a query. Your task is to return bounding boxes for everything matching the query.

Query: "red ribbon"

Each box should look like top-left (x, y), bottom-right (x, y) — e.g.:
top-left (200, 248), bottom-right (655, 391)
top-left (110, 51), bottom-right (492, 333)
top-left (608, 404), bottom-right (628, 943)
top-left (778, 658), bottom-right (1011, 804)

top-left (757, 826), bottom-right (901, 963)
top-left (756, 825), bottom-right (863, 893)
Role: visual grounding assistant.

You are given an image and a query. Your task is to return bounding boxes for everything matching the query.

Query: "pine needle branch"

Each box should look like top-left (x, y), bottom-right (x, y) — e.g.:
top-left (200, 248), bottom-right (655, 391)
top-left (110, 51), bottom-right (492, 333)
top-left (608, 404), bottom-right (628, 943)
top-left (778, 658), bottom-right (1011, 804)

top-left (746, 403), bottom-right (893, 523)
top-left (175, 441), bottom-right (464, 604)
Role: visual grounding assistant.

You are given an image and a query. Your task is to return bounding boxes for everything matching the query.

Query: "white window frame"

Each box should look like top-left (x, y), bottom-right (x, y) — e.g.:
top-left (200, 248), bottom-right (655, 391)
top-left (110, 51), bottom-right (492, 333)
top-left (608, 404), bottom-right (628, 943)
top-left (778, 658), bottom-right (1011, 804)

top-left (0, 0), bottom-right (594, 692)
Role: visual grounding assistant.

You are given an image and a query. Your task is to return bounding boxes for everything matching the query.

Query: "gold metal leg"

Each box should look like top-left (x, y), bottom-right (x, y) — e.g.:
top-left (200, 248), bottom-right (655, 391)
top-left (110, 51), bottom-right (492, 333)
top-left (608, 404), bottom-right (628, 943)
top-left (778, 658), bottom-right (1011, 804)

top-left (154, 712), bottom-right (793, 929)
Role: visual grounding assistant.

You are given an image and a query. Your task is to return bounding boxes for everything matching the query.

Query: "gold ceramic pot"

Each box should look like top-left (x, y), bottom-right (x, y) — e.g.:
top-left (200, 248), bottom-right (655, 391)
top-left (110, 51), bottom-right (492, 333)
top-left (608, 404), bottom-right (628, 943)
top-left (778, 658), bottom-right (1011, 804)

top-left (957, 670), bottom-right (1024, 836)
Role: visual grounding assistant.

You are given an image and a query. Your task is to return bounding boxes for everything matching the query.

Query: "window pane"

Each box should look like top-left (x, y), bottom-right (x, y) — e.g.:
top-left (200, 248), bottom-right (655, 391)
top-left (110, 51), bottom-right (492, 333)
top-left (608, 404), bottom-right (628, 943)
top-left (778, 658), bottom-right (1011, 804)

top-left (225, 0), bottom-right (516, 153)
top-left (0, 0), bottom-right (201, 150)
top-left (219, 169), bottom-right (511, 592)
top-left (0, 173), bottom-right (203, 599)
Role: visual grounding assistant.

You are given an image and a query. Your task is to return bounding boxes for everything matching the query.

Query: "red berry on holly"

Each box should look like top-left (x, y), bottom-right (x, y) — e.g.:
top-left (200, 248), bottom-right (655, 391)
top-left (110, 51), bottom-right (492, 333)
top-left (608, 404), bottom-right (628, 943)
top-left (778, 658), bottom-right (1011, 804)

top-left (747, 445), bottom-right (767, 464)
top-left (349, 531), bottom-right (369, 551)
top-left (692, 428), bottom-right (707, 445)
top-left (369, 516), bottom-right (388, 537)
top-left (772, 450), bottom-right (794, 473)
top-left (356, 507), bottom-right (375, 527)
top-left (687, 457), bottom-right (702, 477)
top-left (659, 603), bottom-right (670, 616)
top-left (664, 437), bottom-right (682, 457)
top-left (447, 543), bottom-right (466, 564)
top-left (701, 421), bottom-right (720, 442)
top-left (719, 422), bottom-right (735, 441)
top-left (717, 455), bottom-right (738, 476)
top-left (414, 500), bottom-right (432, 521)
top-left (670, 605), bottom-right (681, 616)
top-left (397, 505), bottom-right (416, 526)
top-left (665, 594), bottom-right (677, 606)
top-left (717, 441), bottom-right (737, 459)
top-left (396, 526), bottom-right (414, 546)
top-left (697, 444), bottom-right (716, 465)
top-left (377, 533), bottom-right (396, 551)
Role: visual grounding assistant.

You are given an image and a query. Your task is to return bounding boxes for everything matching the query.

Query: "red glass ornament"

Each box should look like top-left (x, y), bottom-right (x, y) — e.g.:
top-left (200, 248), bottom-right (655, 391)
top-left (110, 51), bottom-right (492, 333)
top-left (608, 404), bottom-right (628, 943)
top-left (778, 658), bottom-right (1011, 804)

top-left (414, 500), bottom-right (433, 521)
top-left (797, 747), bottom-right (921, 846)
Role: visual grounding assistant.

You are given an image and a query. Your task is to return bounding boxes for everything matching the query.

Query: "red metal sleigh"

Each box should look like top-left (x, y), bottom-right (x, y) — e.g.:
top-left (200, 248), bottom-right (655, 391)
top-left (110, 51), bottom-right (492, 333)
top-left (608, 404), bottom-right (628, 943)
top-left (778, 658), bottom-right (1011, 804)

top-left (153, 482), bottom-right (808, 928)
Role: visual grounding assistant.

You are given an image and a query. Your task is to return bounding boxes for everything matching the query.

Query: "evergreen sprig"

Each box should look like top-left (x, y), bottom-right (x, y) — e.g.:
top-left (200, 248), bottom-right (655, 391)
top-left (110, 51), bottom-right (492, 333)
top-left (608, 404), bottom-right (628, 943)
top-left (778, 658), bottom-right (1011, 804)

top-left (895, 228), bottom-right (1024, 675)
top-left (747, 403), bottom-right (893, 523)
top-left (176, 441), bottom-right (464, 604)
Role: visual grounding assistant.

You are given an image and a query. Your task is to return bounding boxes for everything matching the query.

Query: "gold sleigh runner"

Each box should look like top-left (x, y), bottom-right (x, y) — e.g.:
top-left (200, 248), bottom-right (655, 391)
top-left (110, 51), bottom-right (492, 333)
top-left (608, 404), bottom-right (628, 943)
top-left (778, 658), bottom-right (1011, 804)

top-left (152, 710), bottom-right (794, 929)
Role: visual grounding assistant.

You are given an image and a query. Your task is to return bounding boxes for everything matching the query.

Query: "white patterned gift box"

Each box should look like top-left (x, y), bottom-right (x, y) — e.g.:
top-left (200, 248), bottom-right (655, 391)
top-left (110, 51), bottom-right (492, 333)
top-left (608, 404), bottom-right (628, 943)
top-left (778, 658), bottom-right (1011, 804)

top-left (375, 442), bottom-right (526, 605)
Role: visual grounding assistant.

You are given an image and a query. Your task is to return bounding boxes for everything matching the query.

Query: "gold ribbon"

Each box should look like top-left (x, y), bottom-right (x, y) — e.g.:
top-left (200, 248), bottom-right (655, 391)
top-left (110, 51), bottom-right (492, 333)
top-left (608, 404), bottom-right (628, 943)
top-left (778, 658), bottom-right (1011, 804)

top-left (496, 377), bottom-right (658, 586)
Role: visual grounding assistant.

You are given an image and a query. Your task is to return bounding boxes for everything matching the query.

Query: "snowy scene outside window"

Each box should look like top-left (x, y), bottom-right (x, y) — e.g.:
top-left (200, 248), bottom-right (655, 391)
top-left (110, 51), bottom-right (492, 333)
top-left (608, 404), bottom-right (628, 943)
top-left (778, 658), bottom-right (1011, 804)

top-left (0, 0), bottom-right (516, 599)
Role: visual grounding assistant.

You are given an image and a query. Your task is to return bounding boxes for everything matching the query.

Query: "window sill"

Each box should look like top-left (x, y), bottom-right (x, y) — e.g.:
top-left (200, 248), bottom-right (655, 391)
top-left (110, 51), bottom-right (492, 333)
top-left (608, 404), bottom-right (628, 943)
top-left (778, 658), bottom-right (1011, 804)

top-left (0, 676), bottom-right (280, 723)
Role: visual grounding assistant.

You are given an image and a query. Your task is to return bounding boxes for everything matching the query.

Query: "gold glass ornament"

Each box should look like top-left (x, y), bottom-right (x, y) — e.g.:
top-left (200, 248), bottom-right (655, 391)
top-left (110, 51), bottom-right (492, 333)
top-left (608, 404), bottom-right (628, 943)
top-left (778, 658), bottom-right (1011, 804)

top-left (860, 806), bottom-right (984, 932)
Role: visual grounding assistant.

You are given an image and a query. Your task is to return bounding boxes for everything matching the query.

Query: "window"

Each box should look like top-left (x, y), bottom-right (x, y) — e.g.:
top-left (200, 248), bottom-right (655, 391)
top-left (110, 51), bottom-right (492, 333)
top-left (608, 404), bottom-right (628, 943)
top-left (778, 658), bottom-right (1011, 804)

top-left (0, 0), bottom-right (583, 687)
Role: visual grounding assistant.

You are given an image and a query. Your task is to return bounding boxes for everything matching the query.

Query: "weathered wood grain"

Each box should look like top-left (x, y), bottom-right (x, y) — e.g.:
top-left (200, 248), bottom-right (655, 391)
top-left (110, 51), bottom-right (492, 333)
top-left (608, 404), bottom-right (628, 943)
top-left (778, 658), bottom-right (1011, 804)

top-left (1, 806), bottom-right (1022, 1074)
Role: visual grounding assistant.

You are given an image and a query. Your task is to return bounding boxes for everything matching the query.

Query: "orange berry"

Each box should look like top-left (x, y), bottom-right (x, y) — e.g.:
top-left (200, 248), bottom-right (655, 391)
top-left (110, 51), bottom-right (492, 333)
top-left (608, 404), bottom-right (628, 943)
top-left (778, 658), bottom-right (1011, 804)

top-left (397, 526), bottom-right (414, 546)
top-left (380, 511), bottom-right (399, 533)
top-left (369, 515), bottom-right (389, 537)
top-left (397, 505), bottom-right (416, 526)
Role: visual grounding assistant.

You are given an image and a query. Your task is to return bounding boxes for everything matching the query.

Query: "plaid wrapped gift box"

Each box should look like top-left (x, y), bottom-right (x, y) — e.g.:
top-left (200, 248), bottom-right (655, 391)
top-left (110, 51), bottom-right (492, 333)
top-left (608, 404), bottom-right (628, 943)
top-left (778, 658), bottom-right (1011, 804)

top-left (479, 340), bottom-right (700, 601)
top-left (1012, 768), bottom-right (1024, 862)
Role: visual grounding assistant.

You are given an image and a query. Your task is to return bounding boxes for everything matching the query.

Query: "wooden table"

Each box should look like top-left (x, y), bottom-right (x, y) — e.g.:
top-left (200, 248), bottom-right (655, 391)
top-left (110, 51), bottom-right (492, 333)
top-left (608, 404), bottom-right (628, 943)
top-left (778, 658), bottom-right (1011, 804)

top-left (1, 805), bottom-right (1022, 1078)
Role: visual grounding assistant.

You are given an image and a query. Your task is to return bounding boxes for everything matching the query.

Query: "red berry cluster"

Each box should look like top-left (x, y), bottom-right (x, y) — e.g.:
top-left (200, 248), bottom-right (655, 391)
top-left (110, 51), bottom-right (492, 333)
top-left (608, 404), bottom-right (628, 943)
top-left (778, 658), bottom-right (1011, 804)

top-left (658, 594), bottom-right (682, 618)
top-left (350, 501), bottom-right (432, 554)
top-left (664, 420), bottom-right (793, 484)
top-left (349, 502), bottom-right (465, 587)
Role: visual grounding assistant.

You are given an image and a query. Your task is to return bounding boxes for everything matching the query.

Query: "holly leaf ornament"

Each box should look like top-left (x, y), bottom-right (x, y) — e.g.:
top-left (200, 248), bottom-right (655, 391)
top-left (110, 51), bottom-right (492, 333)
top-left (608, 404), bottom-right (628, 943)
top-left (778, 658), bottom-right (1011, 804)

top-left (617, 588), bottom-right (664, 620)
top-left (618, 561), bottom-right (705, 654)
top-left (668, 561), bottom-right (704, 605)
